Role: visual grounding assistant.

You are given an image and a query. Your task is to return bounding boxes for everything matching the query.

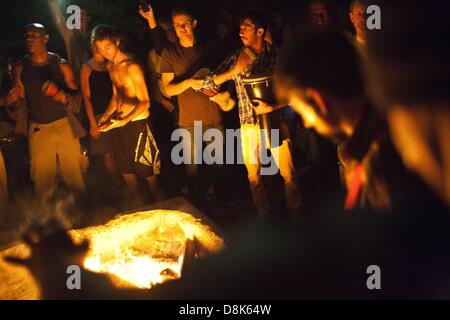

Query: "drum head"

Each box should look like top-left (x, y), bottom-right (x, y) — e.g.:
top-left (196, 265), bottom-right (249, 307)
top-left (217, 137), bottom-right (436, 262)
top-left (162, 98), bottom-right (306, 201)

top-left (242, 75), bottom-right (275, 105)
top-left (193, 68), bottom-right (211, 79)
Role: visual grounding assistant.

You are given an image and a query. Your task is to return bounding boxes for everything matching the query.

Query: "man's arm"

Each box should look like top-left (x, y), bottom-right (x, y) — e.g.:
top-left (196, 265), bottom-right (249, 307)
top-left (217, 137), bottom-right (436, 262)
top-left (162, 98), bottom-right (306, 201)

top-left (56, 61), bottom-right (82, 113)
top-left (162, 73), bottom-right (203, 97)
top-left (80, 64), bottom-right (100, 139)
top-left (6, 63), bottom-right (25, 106)
top-left (121, 63), bottom-right (150, 123)
top-left (212, 49), bottom-right (254, 86)
top-left (139, 3), bottom-right (157, 29)
top-left (47, 0), bottom-right (71, 42)
top-left (100, 63), bottom-right (149, 132)
top-left (98, 85), bottom-right (119, 125)
top-left (139, 3), bottom-right (169, 55)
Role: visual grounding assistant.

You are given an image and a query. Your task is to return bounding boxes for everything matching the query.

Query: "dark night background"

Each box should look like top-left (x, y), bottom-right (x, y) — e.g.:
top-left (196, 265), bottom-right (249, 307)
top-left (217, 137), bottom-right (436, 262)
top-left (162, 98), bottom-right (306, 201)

top-left (0, 0), bottom-right (354, 61)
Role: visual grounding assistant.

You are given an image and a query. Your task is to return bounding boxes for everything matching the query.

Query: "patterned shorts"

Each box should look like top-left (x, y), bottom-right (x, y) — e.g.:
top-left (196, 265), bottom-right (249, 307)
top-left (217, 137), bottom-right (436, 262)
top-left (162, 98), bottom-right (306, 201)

top-left (113, 119), bottom-right (161, 178)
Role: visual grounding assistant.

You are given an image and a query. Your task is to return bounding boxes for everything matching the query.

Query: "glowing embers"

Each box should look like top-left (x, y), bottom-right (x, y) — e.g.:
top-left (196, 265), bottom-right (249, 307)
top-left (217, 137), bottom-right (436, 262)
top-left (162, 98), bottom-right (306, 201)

top-left (69, 210), bottom-right (224, 289)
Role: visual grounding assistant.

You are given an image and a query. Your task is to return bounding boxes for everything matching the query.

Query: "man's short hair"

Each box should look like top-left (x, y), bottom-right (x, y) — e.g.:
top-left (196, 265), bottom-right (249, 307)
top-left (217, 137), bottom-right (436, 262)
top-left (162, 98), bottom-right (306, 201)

top-left (276, 31), bottom-right (363, 100)
top-left (90, 25), bottom-right (119, 44)
top-left (25, 23), bottom-right (48, 35)
top-left (171, 7), bottom-right (196, 21)
top-left (350, 0), bottom-right (369, 12)
top-left (240, 10), bottom-right (268, 33)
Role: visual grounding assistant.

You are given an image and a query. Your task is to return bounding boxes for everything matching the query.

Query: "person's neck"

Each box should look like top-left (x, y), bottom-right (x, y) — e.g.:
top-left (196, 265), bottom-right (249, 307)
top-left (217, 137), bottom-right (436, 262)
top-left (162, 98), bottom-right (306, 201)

top-left (30, 50), bottom-right (49, 65)
top-left (179, 35), bottom-right (195, 48)
top-left (338, 96), bottom-right (366, 139)
top-left (249, 38), bottom-right (265, 55)
top-left (356, 31), bottom-right (366, 43)
top-left (112, 50), bottom-right (129, 65)
top-left (90, 57), bottom-right (107, 70)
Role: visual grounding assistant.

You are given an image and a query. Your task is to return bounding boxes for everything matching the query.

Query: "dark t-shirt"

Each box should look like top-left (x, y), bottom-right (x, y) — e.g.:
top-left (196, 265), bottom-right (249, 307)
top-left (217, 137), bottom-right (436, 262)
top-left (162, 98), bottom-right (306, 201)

top-left (160, 43), bottom-right (221, 127)
top-left (21, 53), bottom-right (68, 124)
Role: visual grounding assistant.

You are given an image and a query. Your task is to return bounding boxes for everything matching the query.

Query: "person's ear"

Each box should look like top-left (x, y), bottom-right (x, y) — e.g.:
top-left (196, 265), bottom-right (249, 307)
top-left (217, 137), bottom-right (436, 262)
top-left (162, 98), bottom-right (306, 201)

top-left (44, 34), bottom-right (50, 44)
top-left (305, 88), bottom-right (329, 116)
top-left (192, 20), bottom-right (198, 29)
top-left (256, 27), bottom-right (264, 37)
top-left (349, 11), bottom-right (354, 24)
top-left (115, 39), bottom-right (120, 47)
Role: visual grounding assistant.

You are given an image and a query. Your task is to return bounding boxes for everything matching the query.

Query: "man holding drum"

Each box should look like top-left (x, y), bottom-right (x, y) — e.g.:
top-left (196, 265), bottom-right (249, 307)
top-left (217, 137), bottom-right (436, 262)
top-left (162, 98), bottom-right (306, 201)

top-left (208, 10), bottom-right (301, 216)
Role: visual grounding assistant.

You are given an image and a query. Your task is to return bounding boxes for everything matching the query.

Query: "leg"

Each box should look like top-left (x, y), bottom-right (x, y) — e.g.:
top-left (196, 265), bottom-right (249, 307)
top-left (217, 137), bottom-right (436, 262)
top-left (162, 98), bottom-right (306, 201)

top-left (103, 152), bottom-right (123, 191)
top-left (29, 123), bottom-right (58, 199)
top-left (270, 139), bottom-right (301, 210)
top-left (182, 126), bottom-right (203, 206)
top-left (56, 120), bottom-right (86, 195)
top-left (122, 173), bottom-right (146, 208)
top-left (145, 175), bottom-right (165, 202)
top-left (241, 125), bottom-right (267, 214)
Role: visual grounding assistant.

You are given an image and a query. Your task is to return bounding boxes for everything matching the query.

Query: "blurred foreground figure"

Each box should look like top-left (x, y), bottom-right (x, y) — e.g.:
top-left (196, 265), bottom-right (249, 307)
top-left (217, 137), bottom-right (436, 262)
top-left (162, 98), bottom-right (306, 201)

top-left (274, 31), bottom-right (416, 212)
top-left (364, 1), bottom-right (450, 207)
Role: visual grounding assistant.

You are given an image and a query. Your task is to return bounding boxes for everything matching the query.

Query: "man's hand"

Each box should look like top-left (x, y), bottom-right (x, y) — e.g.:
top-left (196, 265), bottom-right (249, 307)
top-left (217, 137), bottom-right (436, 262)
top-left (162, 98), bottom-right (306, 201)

top-left (90, 122), bottom-right (101, 139)
top-left (202, 87), bottom-right (219, 97)
top-left (251, 99), bottom-right (275, 115)
top-left (211, 91), bottom-right (235, 112)
top-left (99, 118), bottom-right (127, 132)
top-left (189, 79), bottom-right (204, 91)
top-left (138, 3), bottom-right (157, 29)
top-left (6, 86), bottom-right (22, 106)
top-left (53, 90), bottom-right (68, 105)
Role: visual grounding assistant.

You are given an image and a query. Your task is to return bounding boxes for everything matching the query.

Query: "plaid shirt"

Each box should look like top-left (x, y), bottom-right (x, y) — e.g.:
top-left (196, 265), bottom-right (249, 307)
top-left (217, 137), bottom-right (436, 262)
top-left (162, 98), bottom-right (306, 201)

top-left (213, 42), bottom-right (278, 125)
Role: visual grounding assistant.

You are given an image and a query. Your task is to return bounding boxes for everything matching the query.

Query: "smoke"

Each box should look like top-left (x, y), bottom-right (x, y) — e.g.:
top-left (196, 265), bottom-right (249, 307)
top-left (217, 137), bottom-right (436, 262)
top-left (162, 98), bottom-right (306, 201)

top-left (0, 189), bottom-right (83, 246)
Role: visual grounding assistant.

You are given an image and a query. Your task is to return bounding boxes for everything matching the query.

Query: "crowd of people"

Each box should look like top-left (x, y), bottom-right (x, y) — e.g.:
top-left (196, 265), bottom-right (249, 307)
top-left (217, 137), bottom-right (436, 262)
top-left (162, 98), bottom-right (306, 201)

top-left (0, 0), bottom-right (448, 299)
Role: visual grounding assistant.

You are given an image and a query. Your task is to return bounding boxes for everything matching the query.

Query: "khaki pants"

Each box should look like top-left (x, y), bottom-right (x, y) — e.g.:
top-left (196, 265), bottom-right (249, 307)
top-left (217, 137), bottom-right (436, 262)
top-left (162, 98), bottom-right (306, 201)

top-left (29, 117), bottom-right (85, 198)
top-left (240, 124), bottom-right (301, 214)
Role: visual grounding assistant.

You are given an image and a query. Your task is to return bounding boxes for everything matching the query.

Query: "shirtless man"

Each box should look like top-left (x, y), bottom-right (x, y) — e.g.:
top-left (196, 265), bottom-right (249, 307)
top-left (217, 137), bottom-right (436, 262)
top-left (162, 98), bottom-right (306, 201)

top-left (91, 25), bottom-right (164, 205)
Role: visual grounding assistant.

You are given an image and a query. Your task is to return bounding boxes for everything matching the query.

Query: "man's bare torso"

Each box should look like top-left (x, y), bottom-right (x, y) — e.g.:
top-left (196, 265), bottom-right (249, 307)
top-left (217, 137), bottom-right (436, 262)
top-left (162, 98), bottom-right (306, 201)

top-left (108, 58), bottom-right (149, 120)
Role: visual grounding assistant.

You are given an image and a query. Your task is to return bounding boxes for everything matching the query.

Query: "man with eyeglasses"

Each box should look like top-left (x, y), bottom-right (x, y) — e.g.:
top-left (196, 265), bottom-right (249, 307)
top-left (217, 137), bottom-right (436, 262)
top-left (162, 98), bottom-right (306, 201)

top-left (159, 7), bottom-right (224, 209)
top-left (6, 23), bottom-right (86, 200)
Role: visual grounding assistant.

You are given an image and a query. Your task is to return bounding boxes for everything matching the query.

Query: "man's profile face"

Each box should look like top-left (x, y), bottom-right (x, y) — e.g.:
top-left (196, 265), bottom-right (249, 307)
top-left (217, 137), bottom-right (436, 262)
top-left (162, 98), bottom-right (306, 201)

top-left (239, 18), bottom-right (262, 47)
top-left (25, 29), bottom-right (48, 54)
top-left (310, 2), bottom-right (331, 29)
top-left (350, 3), bottom-right (367, 36)
top-left (94, 39), bottom-right (119, 62)
top-left (172, 14), bottom-right (195, 40)
top-left (288, 90), bottom-right (341, 141)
